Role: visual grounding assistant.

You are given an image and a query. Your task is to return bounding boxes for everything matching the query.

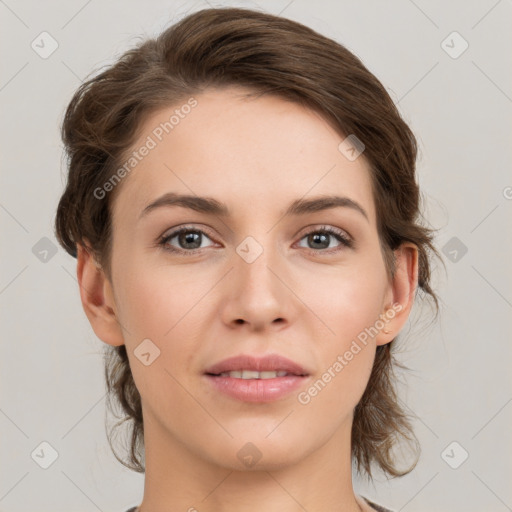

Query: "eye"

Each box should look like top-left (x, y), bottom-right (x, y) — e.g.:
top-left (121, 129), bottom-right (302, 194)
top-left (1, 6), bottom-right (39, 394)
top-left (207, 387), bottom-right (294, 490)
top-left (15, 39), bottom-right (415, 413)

top-left (296, 225), bottom-right (353, 253)
top-left (157, 224), bottom-right (353, 256)
top-left (158, 226), bottom-right (216, 254)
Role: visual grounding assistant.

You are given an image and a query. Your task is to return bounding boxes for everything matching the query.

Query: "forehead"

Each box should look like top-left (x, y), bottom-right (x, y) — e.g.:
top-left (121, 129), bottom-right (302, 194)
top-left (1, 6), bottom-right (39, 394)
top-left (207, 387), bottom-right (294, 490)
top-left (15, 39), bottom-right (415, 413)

top-left (111, 86), bottom-right (376, 226)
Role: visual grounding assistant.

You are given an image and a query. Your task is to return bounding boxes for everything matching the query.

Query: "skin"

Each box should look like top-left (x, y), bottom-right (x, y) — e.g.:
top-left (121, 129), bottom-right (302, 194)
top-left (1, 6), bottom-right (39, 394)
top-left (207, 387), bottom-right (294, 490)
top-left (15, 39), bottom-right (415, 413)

top-left (77, 86), bottom-right (418, 512)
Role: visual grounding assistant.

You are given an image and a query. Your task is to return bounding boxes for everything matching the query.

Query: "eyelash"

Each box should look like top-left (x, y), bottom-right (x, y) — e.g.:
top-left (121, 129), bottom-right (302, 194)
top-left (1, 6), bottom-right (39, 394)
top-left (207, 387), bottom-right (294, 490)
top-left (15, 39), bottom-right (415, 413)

top-left (157, 224), bottom-right (354, 256)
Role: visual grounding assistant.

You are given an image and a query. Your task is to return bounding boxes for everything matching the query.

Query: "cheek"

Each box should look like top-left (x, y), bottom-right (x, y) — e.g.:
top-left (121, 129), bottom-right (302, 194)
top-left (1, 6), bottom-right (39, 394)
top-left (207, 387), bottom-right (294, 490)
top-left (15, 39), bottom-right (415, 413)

top-left (113, 267), bottom-right (203, 411)
top-left (306, 259), bottom-right (388, 340)
top-left (299, 260), bottom-right (387, 403)
top-left (113, 262), bottom-right (213, 389)
top-left (114, 261), bottom-right (206, 341)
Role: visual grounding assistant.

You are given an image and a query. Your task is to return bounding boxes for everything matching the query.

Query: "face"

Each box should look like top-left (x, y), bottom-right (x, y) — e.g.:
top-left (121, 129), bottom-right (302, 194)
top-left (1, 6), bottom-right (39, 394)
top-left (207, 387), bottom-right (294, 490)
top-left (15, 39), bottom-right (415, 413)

top-left (83, 86), bottom-right (414, 472)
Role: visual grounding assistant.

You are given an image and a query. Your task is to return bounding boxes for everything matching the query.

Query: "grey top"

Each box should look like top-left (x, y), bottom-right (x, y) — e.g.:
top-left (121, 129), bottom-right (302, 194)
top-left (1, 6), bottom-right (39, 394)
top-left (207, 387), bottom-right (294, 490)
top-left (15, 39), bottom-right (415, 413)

top-left (125, 496), bottom-right (394, 511)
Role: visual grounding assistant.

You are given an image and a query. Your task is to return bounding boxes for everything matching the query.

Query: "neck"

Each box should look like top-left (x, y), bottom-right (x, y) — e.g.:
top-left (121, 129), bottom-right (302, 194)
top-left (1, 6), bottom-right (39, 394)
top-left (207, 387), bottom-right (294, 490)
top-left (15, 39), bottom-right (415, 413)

top-left (137, 411), bottom-right (366, 512)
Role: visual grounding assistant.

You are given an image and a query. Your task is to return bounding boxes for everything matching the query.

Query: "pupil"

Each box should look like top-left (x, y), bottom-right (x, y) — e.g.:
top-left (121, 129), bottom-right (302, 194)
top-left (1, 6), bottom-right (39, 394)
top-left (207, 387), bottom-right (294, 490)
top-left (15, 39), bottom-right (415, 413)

top-left (180, 231), bottom-right (201, 249)
top-left (310, 233), bottom-right (328, 249)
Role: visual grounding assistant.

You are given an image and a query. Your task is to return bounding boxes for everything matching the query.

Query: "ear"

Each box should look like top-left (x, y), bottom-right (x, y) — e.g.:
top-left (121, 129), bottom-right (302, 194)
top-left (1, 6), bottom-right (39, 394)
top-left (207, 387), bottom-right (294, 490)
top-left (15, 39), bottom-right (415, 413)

top-left (375, 242), bottom-right (419, 346)
top-left (76, 242), bottom-right (125, 347)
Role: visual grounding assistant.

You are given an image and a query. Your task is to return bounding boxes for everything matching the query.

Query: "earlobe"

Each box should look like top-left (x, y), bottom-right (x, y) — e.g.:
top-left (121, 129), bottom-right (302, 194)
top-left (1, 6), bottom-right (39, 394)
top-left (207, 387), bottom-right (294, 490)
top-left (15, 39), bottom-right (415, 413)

top-left (376, 243), bottom-right (419, 346)
top-left (76, 243), bottom-right (125, 347)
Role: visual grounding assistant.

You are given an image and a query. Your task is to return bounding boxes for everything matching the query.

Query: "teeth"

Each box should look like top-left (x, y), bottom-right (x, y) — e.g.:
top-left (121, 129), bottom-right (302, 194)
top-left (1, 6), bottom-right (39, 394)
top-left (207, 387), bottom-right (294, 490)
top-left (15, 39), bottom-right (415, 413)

top-left (242, 370), bottom-right (260, 379)
top-left (260, 371), bottom-right (280, 379)
top-left (217, 370), bottom-right (290, 379)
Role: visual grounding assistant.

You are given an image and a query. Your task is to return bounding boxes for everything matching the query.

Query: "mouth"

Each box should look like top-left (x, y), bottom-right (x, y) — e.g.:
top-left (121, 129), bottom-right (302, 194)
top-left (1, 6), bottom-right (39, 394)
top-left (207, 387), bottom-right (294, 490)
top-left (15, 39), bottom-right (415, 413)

top-left (203, 354), bottom-right (310, 402)
top-left (206, 370), bottom-right (304, 379)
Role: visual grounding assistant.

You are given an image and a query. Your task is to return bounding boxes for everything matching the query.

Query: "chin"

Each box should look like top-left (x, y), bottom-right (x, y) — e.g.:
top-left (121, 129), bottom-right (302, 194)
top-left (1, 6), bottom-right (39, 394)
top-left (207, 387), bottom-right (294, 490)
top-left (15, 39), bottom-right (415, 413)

top-left (206, 434), bottom-right (312, 472)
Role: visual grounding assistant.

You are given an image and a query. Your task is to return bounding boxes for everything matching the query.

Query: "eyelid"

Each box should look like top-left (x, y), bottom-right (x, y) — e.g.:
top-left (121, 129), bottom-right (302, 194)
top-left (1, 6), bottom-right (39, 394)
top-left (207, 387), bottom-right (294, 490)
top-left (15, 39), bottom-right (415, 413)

top-left (157, 224), bottom-right (218, 253)
top-left (160, 223), bottom-right (217, 241)
top-left (296, 224), bottom-right (352, 242)
top-left (294, 224), bottom-right (354, 251)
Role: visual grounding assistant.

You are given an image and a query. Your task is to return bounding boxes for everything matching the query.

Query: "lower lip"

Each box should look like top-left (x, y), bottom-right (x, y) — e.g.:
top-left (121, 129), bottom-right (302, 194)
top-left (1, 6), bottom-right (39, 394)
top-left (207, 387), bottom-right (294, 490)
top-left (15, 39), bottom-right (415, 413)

top-left (204, 374), bottom-right (308, 402)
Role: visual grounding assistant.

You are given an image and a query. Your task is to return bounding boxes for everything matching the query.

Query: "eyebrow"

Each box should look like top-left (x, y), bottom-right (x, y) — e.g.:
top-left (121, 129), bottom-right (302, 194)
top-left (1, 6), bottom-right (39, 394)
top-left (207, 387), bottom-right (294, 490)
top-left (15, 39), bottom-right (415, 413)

top-left (139, 192), bottom-right (369, 222)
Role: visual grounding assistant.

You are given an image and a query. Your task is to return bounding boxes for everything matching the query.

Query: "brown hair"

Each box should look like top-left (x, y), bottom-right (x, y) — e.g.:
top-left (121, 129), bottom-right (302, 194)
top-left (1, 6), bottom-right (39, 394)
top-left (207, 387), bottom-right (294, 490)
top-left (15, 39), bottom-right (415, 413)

top-left (54, 7), bottom-right (440, 478)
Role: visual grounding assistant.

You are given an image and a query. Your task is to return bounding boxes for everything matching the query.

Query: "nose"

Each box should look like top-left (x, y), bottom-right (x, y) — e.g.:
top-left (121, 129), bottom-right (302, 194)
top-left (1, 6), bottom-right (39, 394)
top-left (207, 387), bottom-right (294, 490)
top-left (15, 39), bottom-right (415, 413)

top-left (220, 241), bottom-right (294, 332)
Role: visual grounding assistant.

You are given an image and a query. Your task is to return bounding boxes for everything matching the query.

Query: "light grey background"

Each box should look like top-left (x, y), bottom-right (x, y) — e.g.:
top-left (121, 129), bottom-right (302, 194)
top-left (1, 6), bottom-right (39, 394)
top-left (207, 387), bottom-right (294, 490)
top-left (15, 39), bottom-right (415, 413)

top-left (1, 1), bottom-right (511, 511)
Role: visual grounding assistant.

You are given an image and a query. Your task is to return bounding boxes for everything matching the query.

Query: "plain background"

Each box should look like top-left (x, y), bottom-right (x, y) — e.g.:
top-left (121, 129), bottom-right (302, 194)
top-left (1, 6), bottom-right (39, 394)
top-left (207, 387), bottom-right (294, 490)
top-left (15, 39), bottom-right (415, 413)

top-left (1, 1), bottom-right (511, 511)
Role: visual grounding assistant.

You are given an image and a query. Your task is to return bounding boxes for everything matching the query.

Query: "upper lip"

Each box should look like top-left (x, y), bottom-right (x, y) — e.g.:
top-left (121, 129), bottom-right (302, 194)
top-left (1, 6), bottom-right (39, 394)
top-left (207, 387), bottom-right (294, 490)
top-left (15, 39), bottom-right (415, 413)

top-left (204, 354), bottom-right (309, 376)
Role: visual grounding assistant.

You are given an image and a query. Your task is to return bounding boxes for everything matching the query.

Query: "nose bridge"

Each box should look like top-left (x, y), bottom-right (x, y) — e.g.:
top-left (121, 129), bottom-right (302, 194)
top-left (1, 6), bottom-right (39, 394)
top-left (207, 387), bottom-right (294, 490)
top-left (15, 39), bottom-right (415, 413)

top-left (236, 232), bottom-right (282, 296)
top-left (225, 232), bottom-right (289, 328)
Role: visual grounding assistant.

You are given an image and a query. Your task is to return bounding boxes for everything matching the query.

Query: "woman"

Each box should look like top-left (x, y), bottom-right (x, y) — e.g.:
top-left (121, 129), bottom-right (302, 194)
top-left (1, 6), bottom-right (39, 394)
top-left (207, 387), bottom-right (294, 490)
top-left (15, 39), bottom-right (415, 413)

top-left (54, 7), bottom-right (439, 512)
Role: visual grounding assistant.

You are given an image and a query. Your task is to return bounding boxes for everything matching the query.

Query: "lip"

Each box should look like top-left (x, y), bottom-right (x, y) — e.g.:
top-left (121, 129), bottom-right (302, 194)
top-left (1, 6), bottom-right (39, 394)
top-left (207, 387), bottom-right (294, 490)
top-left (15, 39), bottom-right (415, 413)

top-left (204, 354), bottom-right (309, 376)
top-left (203, 354), bottom-right (310, 403)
